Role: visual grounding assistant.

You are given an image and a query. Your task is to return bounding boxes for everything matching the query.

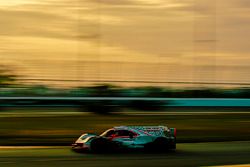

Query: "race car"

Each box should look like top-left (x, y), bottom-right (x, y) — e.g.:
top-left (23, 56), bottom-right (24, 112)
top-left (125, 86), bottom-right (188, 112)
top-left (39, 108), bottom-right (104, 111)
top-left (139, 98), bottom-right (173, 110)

top-left (72, 126), bottom-right (176, 153)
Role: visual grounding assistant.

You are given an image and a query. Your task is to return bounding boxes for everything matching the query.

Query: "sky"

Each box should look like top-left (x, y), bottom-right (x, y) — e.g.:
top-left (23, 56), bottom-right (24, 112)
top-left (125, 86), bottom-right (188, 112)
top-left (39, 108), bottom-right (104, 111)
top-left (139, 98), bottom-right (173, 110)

top-left (0, 0), bottom-right (250, 87)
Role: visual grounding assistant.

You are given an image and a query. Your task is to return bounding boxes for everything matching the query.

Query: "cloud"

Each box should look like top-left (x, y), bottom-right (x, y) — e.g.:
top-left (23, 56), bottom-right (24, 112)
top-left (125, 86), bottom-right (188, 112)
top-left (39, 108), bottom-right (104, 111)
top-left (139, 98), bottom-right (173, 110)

top-left (0, 0), bottom-right (44, 7)
top-left (91, 0), bottom-right (134, 6)
top-left (0, 9), bottom-right (75, 39)
top-left (0, 1), bottom-right (126, 42)
top-left (86, 0), bottom-right (189, 10)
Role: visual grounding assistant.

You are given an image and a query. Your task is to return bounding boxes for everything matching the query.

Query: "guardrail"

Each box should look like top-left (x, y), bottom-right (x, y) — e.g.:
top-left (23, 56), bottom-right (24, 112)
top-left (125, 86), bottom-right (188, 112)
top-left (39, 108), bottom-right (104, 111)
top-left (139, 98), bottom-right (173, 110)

top-left (0, 97), bottom-right (250, 107)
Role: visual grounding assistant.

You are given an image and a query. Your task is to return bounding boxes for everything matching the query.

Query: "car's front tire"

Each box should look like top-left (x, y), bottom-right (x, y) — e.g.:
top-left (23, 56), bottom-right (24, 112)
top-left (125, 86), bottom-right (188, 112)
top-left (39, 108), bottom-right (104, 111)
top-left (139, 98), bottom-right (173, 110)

top-left (90, 137), bottom-right (121, 153)
top-left (90, 137), bottom-right (109, 153)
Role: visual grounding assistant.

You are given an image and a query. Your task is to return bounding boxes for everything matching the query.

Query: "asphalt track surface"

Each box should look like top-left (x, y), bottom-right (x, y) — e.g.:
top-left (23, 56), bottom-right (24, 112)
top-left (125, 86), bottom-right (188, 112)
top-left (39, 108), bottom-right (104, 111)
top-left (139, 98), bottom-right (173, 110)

top-left (0, 142), bottom-right (250, 167)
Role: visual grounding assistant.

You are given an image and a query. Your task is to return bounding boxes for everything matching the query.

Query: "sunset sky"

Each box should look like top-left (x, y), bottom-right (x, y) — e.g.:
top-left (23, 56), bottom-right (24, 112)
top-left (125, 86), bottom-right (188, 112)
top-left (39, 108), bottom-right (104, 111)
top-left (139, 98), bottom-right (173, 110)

top-left (0, 0), bottom-right (250, 87)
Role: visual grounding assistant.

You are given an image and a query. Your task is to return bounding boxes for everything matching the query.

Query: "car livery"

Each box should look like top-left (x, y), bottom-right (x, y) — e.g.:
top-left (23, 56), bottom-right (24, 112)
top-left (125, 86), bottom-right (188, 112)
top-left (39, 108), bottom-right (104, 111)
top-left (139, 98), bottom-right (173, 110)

top-left (72, 126), bottom-right (176, 152)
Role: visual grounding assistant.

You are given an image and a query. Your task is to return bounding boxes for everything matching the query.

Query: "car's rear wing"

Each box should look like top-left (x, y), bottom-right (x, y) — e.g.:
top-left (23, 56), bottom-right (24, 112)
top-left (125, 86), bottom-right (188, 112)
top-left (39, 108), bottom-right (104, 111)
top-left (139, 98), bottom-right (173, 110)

top-left (170, 128), bottom-right (176, 137)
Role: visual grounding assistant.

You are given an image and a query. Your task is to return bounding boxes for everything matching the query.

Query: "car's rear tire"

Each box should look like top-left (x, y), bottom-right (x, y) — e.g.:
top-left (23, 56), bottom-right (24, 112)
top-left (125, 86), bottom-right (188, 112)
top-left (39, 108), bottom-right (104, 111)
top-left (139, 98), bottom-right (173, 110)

top-left (169, 137), bottom-right (176, 150)
top-left (145, 137), bottom-right (170, 152)
top-left (154, 137), bottom-right (170, 152)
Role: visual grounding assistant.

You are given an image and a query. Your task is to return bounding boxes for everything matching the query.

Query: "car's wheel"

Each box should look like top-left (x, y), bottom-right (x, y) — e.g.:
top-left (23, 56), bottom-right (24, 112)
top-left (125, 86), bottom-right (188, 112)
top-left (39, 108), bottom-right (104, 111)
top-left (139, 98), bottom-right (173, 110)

top-left (154, 137), bottom-right (170, 151)
top-left (90, 137), bottom-right (112, 153)
top-left (145, 137), bottom-right (170, 152)
top-left (169, 137), bottom-right (176, 150)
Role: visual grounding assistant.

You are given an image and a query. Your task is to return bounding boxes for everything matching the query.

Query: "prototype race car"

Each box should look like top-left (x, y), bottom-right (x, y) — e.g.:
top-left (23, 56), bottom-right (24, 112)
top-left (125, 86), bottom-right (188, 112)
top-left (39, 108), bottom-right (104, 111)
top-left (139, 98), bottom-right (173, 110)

top-left (72, 126), bottom-right (176, 153)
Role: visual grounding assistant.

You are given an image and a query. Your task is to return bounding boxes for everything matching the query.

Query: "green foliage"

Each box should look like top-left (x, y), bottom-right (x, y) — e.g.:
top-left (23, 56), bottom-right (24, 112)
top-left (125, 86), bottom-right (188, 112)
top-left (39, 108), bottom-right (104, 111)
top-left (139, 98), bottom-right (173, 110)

top-left (0, 67), bottom-right (16, 87)
top-left (1, 82), bottom-right (250, 113)
top-left (79, 100), bottom-right (120, 114)
top-left (88, 84), bottom-right (121, 97)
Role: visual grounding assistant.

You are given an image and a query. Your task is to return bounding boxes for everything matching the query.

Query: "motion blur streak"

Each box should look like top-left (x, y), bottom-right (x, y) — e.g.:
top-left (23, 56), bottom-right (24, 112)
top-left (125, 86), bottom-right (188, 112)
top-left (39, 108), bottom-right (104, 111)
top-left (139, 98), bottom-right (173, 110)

top-left (208, 164), bottom-right (250, 167)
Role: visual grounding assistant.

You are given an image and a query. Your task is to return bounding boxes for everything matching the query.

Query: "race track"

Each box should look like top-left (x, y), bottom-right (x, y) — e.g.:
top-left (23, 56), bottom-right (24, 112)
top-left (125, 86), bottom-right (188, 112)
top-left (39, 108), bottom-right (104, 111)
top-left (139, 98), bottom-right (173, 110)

top-left (0, 142), bottom-right (250, 167)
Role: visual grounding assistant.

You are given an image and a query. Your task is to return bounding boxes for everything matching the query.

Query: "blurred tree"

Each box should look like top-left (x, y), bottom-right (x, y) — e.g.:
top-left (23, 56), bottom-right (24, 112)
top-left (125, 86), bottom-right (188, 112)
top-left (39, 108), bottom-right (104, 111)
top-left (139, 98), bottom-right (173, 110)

top-left (0, 66), bottom-right (16, 87)
top-left (89, 84), bottom-right (121, 97)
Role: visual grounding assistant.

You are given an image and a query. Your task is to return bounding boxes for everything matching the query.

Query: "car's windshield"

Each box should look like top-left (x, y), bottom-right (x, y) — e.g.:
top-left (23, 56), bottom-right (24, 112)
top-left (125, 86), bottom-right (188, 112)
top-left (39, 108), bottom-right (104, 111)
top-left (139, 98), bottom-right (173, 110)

top-left (80, 134), bottom-right (93, 140)
top-left (80, 134), bottom-right (88, 140)
top-left (82, 136), bottom-right (94, 143)
top-left (100, 129), bottom-right (115, 137)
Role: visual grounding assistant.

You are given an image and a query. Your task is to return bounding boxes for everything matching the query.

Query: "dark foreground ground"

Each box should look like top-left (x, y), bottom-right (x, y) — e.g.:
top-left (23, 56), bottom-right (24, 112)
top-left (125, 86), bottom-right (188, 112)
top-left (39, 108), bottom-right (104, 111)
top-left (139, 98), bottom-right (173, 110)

top-left (0, 141), bottom-right (250, 167)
